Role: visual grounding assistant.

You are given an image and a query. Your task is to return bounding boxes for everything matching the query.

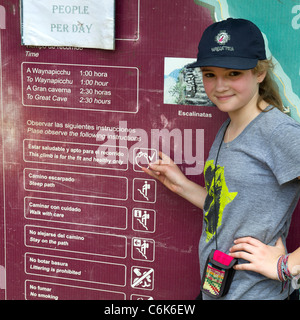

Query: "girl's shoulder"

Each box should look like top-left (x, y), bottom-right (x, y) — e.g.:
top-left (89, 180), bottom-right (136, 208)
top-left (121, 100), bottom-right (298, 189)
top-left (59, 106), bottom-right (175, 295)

top-left (258, 107), bottom-right (300, 157)
top-left (261, 107), bottom-right (300, 133)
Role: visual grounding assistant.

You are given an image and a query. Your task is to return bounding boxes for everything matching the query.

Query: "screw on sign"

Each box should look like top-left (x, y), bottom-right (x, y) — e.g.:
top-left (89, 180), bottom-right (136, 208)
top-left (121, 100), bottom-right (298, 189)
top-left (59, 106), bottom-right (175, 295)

top-left (131, 267), bottom-right (154, 290)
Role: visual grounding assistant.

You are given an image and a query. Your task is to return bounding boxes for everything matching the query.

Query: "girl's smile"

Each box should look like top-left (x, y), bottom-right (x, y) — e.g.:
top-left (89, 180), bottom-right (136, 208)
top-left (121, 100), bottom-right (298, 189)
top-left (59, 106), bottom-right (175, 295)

top-left (215, 94), bottom-right (235, 102)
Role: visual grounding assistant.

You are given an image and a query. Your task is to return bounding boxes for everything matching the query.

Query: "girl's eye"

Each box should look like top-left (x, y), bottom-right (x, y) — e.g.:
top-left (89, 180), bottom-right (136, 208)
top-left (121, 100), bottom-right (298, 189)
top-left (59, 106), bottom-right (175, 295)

top-left (229, 71), bottom-right (242, 77)
top-left (203, 72), bottom-right (215, 78)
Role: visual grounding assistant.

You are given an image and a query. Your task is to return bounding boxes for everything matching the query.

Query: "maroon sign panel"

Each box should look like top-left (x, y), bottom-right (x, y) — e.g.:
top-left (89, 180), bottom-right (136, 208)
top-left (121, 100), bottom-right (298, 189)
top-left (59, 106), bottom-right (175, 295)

top-left (0, 0), bottom-right (299, 300)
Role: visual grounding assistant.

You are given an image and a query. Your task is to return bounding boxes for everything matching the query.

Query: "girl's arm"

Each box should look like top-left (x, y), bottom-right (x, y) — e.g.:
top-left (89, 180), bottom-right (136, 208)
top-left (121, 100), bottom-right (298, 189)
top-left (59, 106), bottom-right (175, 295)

top-left (143, 152), bottom-right (207, 210)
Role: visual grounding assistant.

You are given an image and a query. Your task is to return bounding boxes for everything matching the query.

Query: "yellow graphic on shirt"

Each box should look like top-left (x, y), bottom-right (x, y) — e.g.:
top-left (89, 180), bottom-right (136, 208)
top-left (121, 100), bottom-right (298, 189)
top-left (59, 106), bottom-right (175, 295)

top-left (204, 160), bottom-right (238, 242)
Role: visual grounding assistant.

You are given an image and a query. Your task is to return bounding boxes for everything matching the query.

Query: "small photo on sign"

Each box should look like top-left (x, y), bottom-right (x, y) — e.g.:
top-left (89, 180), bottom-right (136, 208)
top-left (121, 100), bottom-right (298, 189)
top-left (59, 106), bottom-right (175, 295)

top-left (164, 57), bottom-right (214, 106)
top-left (21, 0), bottom-right (115, 50)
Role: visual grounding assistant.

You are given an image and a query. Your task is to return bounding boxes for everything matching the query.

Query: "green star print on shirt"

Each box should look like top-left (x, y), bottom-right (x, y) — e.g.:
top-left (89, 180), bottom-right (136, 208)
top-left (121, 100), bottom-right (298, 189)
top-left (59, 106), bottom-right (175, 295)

top-left (203, 160), bottom-right (238, 242)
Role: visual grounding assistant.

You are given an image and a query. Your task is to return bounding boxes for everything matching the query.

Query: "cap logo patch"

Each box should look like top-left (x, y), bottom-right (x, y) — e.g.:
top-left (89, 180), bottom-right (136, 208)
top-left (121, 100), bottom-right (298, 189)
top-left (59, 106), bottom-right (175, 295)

top-left (215, 30), bottom-right (230, 45)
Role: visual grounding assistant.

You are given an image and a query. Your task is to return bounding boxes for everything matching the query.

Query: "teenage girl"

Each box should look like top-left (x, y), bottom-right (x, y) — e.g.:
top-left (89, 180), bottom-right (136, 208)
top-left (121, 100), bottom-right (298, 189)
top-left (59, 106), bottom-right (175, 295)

top-left (143, 18), bottom-right (300, 300)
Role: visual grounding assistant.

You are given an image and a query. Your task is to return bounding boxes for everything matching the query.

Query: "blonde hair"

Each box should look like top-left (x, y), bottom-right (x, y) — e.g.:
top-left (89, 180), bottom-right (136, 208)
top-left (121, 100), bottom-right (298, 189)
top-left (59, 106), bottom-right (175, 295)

top-left (253, 59), bottom-right (283, 112)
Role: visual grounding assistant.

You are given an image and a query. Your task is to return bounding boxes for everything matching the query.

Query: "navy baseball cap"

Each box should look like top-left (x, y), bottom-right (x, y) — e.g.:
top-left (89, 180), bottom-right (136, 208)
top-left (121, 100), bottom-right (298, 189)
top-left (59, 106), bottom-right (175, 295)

top-left (188, 18), bottom-right (267, 70)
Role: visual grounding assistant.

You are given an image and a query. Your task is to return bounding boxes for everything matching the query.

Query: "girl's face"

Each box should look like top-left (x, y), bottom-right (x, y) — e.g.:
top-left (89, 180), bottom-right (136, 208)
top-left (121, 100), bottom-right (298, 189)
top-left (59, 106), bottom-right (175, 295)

top-left (201, 66), bottom-right (266, 115)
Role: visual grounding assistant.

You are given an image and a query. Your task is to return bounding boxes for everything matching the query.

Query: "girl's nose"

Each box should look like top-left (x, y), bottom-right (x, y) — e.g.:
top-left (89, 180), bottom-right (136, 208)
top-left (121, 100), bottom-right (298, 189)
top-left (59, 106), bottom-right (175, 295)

top-left (215, 76), bottom-right (229, 92)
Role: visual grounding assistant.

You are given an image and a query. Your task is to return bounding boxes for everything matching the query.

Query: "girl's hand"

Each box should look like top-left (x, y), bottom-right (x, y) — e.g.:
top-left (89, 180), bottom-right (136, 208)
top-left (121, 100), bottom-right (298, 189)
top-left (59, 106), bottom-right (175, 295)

top-left (142, 151), bottom-right (208, 209)
top-left (229, 236), bottom-right (286, 280)
top-left (142, 151), bottom-right (189, 196)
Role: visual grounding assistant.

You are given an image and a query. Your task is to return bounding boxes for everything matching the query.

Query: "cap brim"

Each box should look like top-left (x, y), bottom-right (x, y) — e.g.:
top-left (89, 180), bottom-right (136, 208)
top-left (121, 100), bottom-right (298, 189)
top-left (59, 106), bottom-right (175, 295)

top-left (187, 56), bottom-right (258, 70)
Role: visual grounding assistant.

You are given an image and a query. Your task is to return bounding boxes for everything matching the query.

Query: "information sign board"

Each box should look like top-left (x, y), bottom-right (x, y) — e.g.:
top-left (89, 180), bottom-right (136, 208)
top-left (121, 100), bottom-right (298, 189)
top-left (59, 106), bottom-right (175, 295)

top-left (0, 0), bottom-right (299, 300)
